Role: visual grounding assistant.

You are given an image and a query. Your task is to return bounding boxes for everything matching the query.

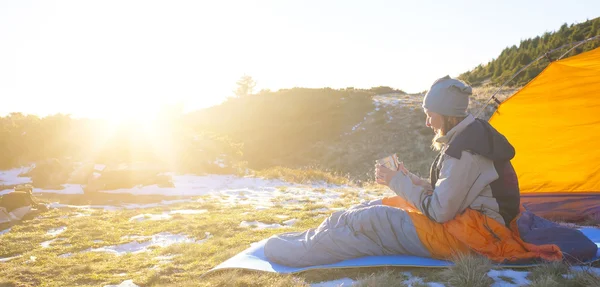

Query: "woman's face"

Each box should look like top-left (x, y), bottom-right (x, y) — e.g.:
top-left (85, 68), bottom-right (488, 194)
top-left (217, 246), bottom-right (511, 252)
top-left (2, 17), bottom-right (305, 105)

top-left (424, 109), bottom-right (444, 134)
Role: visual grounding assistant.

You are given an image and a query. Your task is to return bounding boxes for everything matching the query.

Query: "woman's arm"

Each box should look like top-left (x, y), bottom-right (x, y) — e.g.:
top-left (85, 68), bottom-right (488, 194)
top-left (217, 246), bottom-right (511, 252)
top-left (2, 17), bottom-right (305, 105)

top-left (388, 151), bottom-right (483, 223)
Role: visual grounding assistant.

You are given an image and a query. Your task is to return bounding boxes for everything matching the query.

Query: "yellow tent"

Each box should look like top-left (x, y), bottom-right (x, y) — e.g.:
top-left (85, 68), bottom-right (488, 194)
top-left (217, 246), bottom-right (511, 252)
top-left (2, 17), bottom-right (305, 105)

top-left (489, 47), bottom-right (600, 219)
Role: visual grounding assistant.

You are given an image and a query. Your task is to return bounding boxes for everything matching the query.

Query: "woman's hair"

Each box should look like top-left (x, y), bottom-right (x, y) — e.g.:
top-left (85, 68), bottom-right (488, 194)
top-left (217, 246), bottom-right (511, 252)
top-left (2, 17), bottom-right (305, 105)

top-left (431, 115), bottom-right (466, 151)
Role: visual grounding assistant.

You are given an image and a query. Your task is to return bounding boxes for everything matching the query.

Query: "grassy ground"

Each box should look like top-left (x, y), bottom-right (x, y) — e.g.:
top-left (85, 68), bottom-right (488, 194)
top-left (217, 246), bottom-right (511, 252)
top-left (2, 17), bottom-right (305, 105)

top-left (0, 183), bottom-right (598, 287)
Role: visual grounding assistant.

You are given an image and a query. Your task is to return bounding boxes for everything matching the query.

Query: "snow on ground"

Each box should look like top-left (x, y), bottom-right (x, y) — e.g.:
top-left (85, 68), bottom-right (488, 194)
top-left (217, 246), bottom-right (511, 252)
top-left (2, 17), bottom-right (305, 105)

top-left (41, 238), bottom-right (59, 248)
top-left (217, 186), bottom-right (347, 208)
top-left (129, 209), bottom-right (208, 222)
top-left (34, 184), bottom-right (84, 195)
top-left (240, 221), bottom-right (285, 229)
top-left (104, 280), bottom-right (140, 287)
top-left (402, 272), bottom-right (446, 287)
top-left (570, 266), bottom-right (600, 276)
top-left (311, 277), bottom-right (355, 287)
top-left (283, 218), bottom-right (299, 226)
top-left (488, 269), bottom-right (530, 287)
top-left (47, 226), bottom-right (67, 236)
top-left (0, 168), bottom-right (348, 200)
top-left (129, 213), bottom-right (172, 222)
top-left (0, 228), bottom-right (10, 236)
top-left (311, 208), bottom-right (330, 213)
top-left (0, 166), bottom-right (33, 186)
top-left (0, 255), bottom-right (23, 262)
top-left (1, 184), bottom-right (84, 195)
top-left (87, 232), bottom-right (210, 256)
top-left (102, 175), bottom-right (296, 196)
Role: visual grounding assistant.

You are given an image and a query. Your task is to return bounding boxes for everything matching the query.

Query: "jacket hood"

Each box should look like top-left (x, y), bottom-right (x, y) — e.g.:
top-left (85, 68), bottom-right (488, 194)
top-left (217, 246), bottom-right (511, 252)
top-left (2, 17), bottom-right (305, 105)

top-left (445, 118), bottom-right (515, 161)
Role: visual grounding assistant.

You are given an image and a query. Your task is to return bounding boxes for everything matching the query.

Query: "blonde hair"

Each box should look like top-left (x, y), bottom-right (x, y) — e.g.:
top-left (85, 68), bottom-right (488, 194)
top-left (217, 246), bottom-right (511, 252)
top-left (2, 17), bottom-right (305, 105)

top-left (431, 115), bottom-right (466, 151)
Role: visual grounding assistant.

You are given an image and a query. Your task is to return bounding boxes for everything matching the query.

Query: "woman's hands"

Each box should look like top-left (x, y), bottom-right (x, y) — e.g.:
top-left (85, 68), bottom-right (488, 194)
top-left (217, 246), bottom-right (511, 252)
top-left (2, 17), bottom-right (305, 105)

top-left (376, 161), bottom-right (408, 186)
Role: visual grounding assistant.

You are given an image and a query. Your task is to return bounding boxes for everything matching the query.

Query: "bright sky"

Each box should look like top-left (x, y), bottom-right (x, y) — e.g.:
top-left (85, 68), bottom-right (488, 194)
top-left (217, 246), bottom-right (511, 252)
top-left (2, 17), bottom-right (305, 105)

top-left (1, 0), bottom-right (598, 120)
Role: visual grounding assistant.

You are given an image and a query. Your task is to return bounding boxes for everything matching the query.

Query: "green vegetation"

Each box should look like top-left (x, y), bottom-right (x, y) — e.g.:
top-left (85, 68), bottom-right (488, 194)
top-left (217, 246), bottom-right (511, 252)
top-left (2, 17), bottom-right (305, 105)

top-left (460, 17), bottom-right (600, 86)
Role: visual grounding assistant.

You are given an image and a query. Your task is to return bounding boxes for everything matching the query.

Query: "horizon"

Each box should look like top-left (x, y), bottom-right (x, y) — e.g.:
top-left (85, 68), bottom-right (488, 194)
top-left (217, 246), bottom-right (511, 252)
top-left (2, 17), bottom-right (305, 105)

top-left (1, 0), bottom-right (599, 120)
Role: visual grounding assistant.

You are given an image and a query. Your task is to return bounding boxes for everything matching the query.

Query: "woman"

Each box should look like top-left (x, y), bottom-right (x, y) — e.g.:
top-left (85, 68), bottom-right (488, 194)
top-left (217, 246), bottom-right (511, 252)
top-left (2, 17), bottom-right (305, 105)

top-left (264, 76), bottom-right (596, 267)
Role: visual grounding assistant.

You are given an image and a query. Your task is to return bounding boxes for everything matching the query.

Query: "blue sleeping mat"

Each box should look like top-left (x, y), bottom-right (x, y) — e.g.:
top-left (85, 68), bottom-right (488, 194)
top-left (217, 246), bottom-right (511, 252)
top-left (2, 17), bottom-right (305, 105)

top-left (205, 228), bottom-right (600, 275)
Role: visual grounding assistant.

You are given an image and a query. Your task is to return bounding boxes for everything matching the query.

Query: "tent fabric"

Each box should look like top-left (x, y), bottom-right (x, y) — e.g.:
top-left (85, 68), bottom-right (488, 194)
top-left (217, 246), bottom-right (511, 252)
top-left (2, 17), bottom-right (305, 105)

top-left (204, 228), bottom-right (600, 276)
top-left (489, 47), bottom-right (600, 218)
top-left (521, 194), bottom-right (600, 221)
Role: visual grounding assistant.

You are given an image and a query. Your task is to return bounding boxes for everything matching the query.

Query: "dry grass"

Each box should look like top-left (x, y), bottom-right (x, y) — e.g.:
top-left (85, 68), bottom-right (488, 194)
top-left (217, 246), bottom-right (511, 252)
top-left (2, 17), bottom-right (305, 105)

top-left (441, 253), bottom-right (494, 287)
top-left (353, 270), bottom-right (408, 287)
top-left (254, 166), bottom-right (352, 186)
top-left (529, 261), bottom-right (569, 282)
top-left (529, 275), bottom-right (562, 287)
top-left (571, 268), bottom-right (600, 286)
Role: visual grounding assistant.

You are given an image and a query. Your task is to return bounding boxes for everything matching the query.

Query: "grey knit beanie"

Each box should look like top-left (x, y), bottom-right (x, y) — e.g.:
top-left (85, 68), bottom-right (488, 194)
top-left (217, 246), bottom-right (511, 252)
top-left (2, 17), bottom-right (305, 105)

top-left (422, 75), bottom-right (472, 117)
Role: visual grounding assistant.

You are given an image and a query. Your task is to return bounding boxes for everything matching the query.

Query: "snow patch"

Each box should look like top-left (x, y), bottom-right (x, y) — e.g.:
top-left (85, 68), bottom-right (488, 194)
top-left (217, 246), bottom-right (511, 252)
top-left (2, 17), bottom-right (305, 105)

top-left (0, 228), bottom-right (10, 236)
top-left (311, 277), bottom-right (355, 287)
top-left (58, 253), bottom-right (72, 258)
top-left (41, 238), bottom-right (59, 248)
top-left (401, 272), bottom-right (445, 287)
top-left (240, 221), bottom-right (285, 229)
top-left (311, 208), bottom-right (329, 213)
top-left (570, 266), bottom-right (600, 276)
top-left (101, 174), bottom-right (294, 196)
top-left (488, 269), bottom-right (530, 287)
top-left (47, 226), bottom-right (67, 237)
top-left (88, 232), bottom-right (209, 256)
top-left (34, 184), bottom-right (84, 195)
top-left (283, 218), bottom-right (299, 226)
top-left (129, 213), bottom-right (172, 222)
top-left (0, 166), bottom-right (33, 186)
top-left (0, 255), bottom-right (22, 262)
top-left (130, 209), bottom-right (208, 222)
top-left (103, 280), bottom-right (140, 287)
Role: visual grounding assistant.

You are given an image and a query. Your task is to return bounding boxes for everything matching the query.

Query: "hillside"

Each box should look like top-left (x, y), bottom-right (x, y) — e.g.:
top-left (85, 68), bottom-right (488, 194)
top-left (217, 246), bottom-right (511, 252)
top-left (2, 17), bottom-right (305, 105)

top-left (0, 85), bottom-right (510, 189)
top-left (186, 86), bottom-right (512, 182)
top-left (460, 17), bottom-right (600, 86)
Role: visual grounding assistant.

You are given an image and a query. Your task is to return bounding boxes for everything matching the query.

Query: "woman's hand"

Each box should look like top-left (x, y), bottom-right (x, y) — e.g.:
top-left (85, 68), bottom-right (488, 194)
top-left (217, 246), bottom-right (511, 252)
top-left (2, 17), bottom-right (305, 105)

top-left (376, 164), bottom-right (401, 186)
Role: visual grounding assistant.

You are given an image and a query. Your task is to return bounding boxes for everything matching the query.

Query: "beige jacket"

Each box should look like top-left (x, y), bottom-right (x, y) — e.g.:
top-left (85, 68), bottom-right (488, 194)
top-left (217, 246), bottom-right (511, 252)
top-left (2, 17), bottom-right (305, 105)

top-left (390, 115), bottom-right (508, 225)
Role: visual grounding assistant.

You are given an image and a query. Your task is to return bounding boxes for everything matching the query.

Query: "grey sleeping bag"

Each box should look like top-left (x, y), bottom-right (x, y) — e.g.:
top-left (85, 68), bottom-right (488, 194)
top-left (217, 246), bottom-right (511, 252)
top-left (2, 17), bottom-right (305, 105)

top-left (264, 200), bottom-right (430, 267)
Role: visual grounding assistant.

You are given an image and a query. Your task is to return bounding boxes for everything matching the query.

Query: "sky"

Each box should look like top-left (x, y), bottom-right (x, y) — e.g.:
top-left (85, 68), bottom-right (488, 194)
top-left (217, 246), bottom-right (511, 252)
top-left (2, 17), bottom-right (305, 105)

top-left (1, 0), bottom-right (598, 120)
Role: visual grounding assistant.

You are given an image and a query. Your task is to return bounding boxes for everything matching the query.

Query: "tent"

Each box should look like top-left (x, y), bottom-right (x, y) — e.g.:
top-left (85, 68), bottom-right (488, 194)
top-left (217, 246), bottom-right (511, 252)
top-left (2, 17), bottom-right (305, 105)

top-left (489, 46), bottom-right (600, 221)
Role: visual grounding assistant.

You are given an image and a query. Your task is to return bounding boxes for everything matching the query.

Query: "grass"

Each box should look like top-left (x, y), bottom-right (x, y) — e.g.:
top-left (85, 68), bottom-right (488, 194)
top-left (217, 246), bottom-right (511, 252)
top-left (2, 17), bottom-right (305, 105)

top-left (0, 182), bottom-right (598, 287)
top-left (441, 253), bottom-right (494, 287)
top-left (254, 166), bottom-right (352, 186)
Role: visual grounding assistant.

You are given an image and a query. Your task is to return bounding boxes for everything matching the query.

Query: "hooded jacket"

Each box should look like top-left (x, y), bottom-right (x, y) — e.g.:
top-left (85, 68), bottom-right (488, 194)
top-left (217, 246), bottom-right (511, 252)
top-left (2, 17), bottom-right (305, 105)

top-left (389, 114), bottom-right (514, 225)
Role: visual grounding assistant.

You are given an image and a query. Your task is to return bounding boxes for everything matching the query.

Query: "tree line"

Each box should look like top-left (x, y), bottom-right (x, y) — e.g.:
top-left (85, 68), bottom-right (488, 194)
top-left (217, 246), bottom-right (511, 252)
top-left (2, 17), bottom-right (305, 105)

top-left (460, 17), bottom-right (600, 87)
